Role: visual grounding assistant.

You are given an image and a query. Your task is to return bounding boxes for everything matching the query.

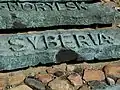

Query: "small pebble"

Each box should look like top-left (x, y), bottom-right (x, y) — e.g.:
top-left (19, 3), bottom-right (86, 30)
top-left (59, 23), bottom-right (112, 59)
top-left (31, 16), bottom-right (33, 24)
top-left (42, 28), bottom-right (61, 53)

top-left (24, 77), bottom-right (46, 90)
top-left (54, 71), bottom-right (64, 77)
top-left (106, 77), bottom-right (115, 85)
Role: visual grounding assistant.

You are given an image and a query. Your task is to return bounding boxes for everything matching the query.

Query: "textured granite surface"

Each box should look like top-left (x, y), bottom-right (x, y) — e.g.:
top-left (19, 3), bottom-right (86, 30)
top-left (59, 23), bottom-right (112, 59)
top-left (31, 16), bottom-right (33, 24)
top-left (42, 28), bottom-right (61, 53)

top-left (0, 28), bottom-right (119, 70)
top-left (0, 2), bottom-right (118, 29)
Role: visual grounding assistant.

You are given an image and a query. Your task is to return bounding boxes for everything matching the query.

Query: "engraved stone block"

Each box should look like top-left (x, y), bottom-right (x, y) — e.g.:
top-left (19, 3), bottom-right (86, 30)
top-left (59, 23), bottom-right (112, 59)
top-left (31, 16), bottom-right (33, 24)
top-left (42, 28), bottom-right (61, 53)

top-left (0, 2), bottom-right (119, 29)
top-left (0, 28), bottom-right (119, 70)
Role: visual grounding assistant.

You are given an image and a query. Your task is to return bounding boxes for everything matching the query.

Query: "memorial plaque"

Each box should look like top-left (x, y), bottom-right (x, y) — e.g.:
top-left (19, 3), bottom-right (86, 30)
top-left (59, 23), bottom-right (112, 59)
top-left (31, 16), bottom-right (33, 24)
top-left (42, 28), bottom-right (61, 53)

top-left (0, 2), bottom-right (119, 29)
top-left (0, 28), bottom-right (119, 70)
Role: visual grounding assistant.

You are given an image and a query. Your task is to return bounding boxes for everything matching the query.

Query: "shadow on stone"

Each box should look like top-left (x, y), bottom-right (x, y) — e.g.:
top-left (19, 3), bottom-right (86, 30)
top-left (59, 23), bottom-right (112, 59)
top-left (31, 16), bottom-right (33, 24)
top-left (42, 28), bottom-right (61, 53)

top-left (56, 49), bottom-right (80, 63)
top-left (0, 24), bottom-right (112, 34)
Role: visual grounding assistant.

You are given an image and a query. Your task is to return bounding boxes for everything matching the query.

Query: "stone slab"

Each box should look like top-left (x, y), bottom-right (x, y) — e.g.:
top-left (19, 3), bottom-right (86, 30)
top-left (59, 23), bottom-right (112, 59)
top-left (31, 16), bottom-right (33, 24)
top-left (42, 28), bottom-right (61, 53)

top-left (0, 28), bottom-right (120, 70)
top-left (0, 2), bottom-right (119, 29)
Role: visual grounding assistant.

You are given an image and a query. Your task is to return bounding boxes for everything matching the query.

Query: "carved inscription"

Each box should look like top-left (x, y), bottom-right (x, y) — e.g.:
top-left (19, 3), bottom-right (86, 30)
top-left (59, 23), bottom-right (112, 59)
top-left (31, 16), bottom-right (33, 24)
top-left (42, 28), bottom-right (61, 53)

top-left (8, 31), bottom-right (114, 52)
top-left (60, 34), bottom-right (78, 49)
top-left (0, 2), bottom-right (87, 11)
top-left (0, 29), bottom-right (119, 71)
top-left (8, 35), bottom-right (47, 51)
top-left (27, 35), bottom-right (47, 50)
top-left (0, 2), bottom-right (117, 29)
top-left (9, 37), bottom-right (27, 51)
top-left (44, 35), bottom-right (62, 49)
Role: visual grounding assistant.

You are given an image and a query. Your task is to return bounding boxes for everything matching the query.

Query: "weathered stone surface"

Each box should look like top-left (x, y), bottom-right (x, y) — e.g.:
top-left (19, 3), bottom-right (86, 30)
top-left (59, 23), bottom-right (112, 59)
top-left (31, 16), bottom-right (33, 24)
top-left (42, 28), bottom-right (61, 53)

top-left (0, 28), bottom-right (120, 70)
top-left (103, 64), bottom-right (120, 78)
top-left (46, 68), bottom-right (58, 74)
top-left (67, 73), bottom-right (83, 87)
top-left (78, 85), bottom-right (90, 90)
top-left (0, 2), bottom-right (118, 29)
top-left (46, 64), bottom-right (66, 75)
top-left (53, 63), bottom-right (67, 71)
top-left (48, 78), bottom-right (74, 90)
top-left (35, 73), bottom-right (53, 84)
top-left (9, 85), bottom-right (32, 90)
top-left (83, 69), bottom-right (105, 81)
top-left (8, 71), bottom-right (25, 86)
top-left (32, 67), bottom-right (48, 74)
top-left (0, 77), bottom-right (7, 90)
top-left (66, 65), bottom-right (76, 72)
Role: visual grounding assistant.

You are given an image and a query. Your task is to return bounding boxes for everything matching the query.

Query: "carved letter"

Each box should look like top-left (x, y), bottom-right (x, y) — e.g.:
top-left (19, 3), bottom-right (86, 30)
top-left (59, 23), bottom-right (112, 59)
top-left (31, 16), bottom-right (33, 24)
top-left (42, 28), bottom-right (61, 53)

top-left (60, 34), bottom-right (78, 49)
top-left (45, 2), bottom-right (56, 10)
top-left (8, 2), bottom-right (22, 11)
top-left (0, 3), bottom-right (8, 10)
top-left (87, 33), bottom-right (99, 46)
top-left (35, 3), bottom-right (46, 11)
top-left (45, 35), bottom-right (61, 49)
top-left (27, 35), bottom-right (46, 50)
top-left (55, 2), bottom-right (66, 11)
top-left (98, 33), bottom-right (114, 45)
top-left (9, 37), bottom-right (27, 52)
top-left (65, 2), bottom-right (78, 10)
top-left (75, 2), bottom-right (88, 10)
top-left (76, 34), bottom-right (92, 47)
top-left (21, 2), bottom-right (35, 11)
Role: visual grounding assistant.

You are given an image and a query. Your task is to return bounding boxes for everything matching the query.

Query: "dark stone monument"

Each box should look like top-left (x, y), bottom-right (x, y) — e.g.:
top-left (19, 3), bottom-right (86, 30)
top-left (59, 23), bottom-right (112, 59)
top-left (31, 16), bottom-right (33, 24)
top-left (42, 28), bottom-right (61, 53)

top-left (0, 28), bottom-right (119, 70)
top-left (0, 1), bottom-right (119, 29)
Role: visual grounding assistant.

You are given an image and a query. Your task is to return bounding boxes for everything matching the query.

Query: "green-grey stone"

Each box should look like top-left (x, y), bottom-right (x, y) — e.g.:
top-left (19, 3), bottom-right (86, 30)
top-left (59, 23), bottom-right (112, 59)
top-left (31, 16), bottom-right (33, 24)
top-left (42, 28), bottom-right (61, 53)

top-left (0, 28), bottom-right (119, 70)
top-left (95, 85), bottom-right (120, 90)
top-left (0, 2), bottom-right (118, 29)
